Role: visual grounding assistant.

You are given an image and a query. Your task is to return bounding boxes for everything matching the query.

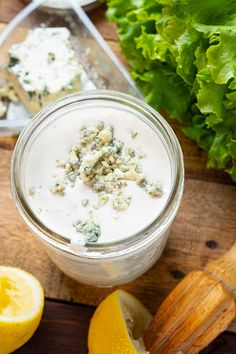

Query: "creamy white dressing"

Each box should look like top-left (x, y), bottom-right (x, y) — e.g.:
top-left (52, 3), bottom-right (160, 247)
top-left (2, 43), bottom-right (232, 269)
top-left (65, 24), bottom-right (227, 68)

top-left (24, 107), bottom-right (172, 244)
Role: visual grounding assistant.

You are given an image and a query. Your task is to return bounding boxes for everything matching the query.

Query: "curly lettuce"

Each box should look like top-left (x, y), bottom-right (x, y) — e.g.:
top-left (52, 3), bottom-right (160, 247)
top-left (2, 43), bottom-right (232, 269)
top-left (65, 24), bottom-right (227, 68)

top-left (106, 0), bottom-right (236, 181)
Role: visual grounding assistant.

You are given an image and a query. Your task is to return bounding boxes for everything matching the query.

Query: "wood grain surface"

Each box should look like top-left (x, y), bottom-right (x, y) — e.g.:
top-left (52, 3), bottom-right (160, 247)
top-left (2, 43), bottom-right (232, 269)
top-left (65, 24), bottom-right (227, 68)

top-left (15, 299), bottom-right (94, 354)
top-left (12, 299), bottom-right (236, 353)
top-left (1, 0), bottom-right (236, 343)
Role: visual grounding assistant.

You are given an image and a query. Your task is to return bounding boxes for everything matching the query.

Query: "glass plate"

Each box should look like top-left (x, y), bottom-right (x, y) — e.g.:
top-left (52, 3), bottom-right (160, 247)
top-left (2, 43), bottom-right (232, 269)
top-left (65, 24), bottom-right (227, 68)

top-left (0, 0), bottom-right (142, 135)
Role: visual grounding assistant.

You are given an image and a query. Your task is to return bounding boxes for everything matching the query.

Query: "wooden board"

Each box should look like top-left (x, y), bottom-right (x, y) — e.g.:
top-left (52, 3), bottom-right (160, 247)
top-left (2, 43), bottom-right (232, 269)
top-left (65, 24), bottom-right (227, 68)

top-left (1, 0), bottom-right (236, 336)
top-left (15, 299), bottom-right (94, 354)
top-left (12, 298), bottom-right (236, 353)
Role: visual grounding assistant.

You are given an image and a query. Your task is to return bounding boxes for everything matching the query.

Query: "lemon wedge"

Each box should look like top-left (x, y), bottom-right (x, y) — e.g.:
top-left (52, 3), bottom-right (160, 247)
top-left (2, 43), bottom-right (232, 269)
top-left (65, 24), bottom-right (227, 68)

top-left (0, 266), bottom-right (44, 354)
top-left (88, 289), bottom-right (153, 354)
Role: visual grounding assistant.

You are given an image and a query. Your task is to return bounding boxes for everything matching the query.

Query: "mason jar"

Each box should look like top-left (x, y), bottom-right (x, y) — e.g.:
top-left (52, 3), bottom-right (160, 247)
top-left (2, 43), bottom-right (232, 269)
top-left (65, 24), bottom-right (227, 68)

top-left (11, 90), bottom-right (184, 287)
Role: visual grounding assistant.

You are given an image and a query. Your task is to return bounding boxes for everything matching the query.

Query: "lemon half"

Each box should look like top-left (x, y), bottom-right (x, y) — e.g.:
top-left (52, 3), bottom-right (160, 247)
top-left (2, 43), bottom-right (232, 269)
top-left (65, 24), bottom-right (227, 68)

top-left (88, 289), bottom-right (153, 354)
top-left (0, 266), bottom-right (44, 354)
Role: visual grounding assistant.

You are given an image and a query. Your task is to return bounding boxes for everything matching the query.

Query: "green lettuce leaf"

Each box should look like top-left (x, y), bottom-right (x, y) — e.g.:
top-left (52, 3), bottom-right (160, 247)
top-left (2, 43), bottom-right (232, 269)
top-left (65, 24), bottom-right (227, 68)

top-left (107, 0), bottom-right (236, 181)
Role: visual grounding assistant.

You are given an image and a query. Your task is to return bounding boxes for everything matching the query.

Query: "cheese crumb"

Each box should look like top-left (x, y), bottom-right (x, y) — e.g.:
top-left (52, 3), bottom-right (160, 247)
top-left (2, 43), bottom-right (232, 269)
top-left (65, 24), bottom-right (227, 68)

top-left (73, 220), bottom-right (101, 243)
top-left (112, 196), bottom-right (131, 211)
top-left (51, 179), bottom-right (67, 194)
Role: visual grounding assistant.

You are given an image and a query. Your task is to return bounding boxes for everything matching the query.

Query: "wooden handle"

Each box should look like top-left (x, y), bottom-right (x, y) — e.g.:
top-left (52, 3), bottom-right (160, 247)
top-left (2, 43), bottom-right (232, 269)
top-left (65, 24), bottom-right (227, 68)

top-left (144, 243), bottom-right (236, 353)
top-left (144, 271), bottom-right (236, 354)
top-left (206, 242), bottom-right (236, 300)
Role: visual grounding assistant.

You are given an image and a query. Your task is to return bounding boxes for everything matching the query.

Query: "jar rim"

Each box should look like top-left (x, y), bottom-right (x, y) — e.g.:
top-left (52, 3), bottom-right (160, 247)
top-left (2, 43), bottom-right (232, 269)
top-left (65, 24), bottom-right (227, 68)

top-left (11, 90), bottom-right (184, 258)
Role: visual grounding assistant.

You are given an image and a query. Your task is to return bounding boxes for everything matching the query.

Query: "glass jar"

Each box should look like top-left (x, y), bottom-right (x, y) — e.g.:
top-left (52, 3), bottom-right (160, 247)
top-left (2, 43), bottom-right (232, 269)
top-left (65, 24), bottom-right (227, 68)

top-left (11, 90), bottom-right (184, 287)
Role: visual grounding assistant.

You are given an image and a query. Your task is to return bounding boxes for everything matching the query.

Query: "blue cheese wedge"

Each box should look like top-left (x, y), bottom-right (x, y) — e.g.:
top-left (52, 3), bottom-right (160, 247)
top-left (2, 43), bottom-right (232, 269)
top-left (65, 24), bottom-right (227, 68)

top-left (7, 27), bottom-right (82, 115)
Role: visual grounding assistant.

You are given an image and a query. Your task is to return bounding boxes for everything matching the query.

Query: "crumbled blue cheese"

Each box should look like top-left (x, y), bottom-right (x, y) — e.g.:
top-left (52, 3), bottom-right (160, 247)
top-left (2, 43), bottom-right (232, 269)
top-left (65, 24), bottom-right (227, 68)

top-left (98, 192), bottom-right (109, 206)
top-left (112, 196), bottom-right (131, 211)
top-left (137, 176), bottom-right (162, 197)
top-left (7, 27), bottom-right (82, 114)
top-left (51, 179), bottom-right (67, 194)
top-left (52, 122), bottom-right (163, 242)
top-left (73, 220), bottom-right (101, 243)
top-left (146, 182), bottom-right (163, 197)
top-left (55, 122), bottom-right (163, 202)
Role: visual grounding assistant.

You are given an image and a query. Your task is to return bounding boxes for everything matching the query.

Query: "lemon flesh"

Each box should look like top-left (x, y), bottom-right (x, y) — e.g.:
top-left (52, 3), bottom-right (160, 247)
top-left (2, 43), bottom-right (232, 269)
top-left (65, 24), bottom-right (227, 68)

top-left (88, 289), bottom-right (153, 354)
top-left (0, 266), bottom-right (44, 354)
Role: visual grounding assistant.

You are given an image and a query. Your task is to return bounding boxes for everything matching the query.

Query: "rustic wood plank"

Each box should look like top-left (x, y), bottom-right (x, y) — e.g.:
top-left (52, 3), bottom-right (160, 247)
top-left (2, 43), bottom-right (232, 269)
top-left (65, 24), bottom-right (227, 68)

top-left (0, 0), bottom-right (25, 23)
top-left (12, 298), bottom-right (236, 353)
top-left (89, 5), bottom-right (119, 41)
top-left (15, 299), bottom-right (94, 353)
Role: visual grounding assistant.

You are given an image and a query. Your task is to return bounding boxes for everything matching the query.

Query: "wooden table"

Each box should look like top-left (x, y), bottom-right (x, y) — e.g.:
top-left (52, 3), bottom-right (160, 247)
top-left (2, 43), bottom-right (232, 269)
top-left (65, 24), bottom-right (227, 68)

top-left (0, 1), bottom-right (236, 353)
